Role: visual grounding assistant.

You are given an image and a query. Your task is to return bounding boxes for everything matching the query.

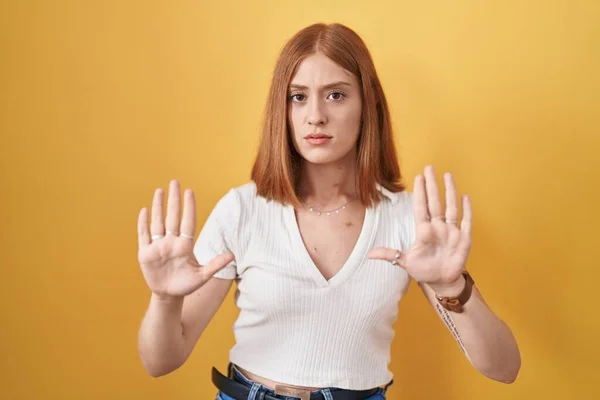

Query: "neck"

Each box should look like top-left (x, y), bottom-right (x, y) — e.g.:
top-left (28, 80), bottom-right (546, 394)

top-left (296, 150), bottom-right (359, 210)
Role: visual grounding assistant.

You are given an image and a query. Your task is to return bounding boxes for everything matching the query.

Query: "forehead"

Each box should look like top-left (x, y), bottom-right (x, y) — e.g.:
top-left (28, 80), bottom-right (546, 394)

top-left (290, 53), bottom-right (356, 86)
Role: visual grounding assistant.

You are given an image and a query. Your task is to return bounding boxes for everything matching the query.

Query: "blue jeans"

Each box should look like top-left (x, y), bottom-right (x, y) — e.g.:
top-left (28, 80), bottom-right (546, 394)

top-left (216, 364), bottom-right (391, 400)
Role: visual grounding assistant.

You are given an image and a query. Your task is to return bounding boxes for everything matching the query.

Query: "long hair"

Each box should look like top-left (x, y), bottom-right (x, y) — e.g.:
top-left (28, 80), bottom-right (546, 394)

top-left (251, 23), bottom-right (405, 208)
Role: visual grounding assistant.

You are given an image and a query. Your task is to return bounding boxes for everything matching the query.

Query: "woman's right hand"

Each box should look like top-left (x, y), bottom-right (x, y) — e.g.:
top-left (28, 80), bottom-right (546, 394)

top-left (137, 180), bottom-right (234, 299)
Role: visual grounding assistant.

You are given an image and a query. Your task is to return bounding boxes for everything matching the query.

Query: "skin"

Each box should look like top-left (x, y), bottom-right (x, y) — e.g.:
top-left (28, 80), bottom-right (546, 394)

top-left (239, 51), bottom-right (369, 391)
top-left (288, 52), bottom-right (364, 209)
top-left (137, 51), bottom-right (520, 390)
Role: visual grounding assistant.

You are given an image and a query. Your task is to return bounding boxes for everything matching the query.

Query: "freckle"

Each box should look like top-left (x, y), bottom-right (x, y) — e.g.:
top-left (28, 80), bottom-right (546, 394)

top-left (345, 222), bottom-right (352, 228)
top-left (314, 247), bottom-right (318, 252)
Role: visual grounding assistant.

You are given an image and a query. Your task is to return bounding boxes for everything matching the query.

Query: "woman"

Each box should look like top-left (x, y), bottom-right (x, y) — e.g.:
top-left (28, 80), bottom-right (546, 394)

top-left (137, 23), bottom-right (521, 400)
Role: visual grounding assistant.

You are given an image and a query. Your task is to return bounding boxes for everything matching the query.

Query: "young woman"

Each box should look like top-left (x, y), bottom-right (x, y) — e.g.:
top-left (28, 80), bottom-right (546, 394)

top-left (137, 23), bottom-right (521, 400)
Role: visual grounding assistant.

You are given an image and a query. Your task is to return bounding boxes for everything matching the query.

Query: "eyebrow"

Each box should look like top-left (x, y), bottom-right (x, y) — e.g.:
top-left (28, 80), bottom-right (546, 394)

top-left (289, 81), bottom-right (353, 91)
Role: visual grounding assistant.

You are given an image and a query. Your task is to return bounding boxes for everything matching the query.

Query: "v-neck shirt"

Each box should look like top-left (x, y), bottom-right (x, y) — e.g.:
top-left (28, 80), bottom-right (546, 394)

top-left (282, 200), bottom-right (376, 288)
top-left (193, 181), bottom-right (416, 390)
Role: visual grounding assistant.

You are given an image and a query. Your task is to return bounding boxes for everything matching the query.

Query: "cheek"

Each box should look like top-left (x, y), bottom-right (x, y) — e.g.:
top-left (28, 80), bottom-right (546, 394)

top-left (338, 105), bottom-right (362, 135)
top-left (287, 110), bottom-right (304, 152)
top-left (288, 108), bottom-right (302, 137)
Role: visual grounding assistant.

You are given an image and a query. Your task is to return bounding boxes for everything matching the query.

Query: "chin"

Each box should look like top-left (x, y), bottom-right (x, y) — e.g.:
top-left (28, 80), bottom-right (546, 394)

top-left (300, 151), bottom-right (346, 165)
top-left (295, 140), bottom-right (357, 165)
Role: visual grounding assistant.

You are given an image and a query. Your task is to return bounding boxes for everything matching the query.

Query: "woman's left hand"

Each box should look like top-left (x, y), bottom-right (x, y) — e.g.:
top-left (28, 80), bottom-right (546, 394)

top-left (368, 165), bottom-right (472, 296)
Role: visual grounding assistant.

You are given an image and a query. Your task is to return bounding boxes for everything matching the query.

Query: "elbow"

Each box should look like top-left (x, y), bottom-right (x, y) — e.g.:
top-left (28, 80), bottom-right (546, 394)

top-left (140, 355), bottom-right (184, 377)
top-left (495, 366), bottom-right (520, 384)
top-left (146, 367), bottom-right (177, 378)
top-left (493, 366), bottom-right (520, 384)
top-left (138, 342), bottom-right (186, 377)
top-left (137, 334), bottom-right (188, 377)
top-left (477, 356), bottom-right (521, 384)
top-left (501, 373), bottom-right (519, 384)
top-left (502, 358), bottom-right (521, 384)
top-left (144, 365), bottom-right (168, 378)
top-left (500, 345), bottom-right (522, 384)
top-left (475, 331), bottom-right (522, 384)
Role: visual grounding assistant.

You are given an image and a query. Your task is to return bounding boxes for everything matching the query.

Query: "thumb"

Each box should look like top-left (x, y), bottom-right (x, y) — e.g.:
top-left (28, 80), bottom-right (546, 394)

top-left (201, 251), bottom-right (236, 279)
top-left (367, 247), bottom-right (408, 269)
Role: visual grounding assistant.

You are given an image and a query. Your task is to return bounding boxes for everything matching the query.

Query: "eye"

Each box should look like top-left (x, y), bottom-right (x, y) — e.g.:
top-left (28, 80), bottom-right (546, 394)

top-left (288, 90), bottom-right (347, 103)
top-left (327, 91), bottom-right (346, 101)
top-left (289, 93), bottom-right (305, 102)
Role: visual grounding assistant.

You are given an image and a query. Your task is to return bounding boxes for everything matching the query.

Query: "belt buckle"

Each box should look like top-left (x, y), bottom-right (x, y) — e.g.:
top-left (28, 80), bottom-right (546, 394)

top-left (274, 384), bottom-right (311, 400)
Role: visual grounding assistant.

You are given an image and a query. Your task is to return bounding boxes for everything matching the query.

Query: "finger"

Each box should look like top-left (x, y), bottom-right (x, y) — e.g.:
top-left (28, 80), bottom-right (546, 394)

top-left (460, 194), bottom-right (472, 237)
top-left (138, 207), bottom-right (150, 247)
top-left (444, 173), bottom-right (458, 225)
top-left (413, 174), bottom-right (430, 224)
top-left (200, 252), bottom-right (236, 280)
top-left (150, 188), bottom-right (165, 236)
top-left (367, 247), bottom-right (408, 268)
top-left (424, 165), bottom-right (443, 220)
top-left (165, 180), bottom-right (181, 236)
top-left (180, 189), bottom-right (196, 239)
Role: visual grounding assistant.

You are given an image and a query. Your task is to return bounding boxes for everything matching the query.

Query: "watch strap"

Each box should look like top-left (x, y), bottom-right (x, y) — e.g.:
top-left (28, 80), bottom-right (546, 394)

top-left (435, 271), bottom-right (475, 313)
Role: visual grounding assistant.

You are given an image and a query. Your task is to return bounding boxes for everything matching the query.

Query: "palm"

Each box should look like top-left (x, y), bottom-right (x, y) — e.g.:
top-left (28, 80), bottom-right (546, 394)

top-left (138, 236), bottom-right (205, 297)
top-left (136, 180), bottom-right (234, 298)
top-left (369, 165), bottom-right (472, 287)
top-left (403, 218), bottom-right (470, 285)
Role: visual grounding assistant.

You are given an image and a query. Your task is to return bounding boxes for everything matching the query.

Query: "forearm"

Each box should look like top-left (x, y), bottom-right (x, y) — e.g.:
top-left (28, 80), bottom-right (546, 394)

top-left (421, 283), bottom-right (521, 383)
top-left (138, 294), bottom-right (186, 377)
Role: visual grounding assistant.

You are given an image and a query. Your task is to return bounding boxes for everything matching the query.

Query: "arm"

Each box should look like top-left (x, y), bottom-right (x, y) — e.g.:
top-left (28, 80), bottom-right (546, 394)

top-left (369, 166), bottom-right (522, 383)
top-left (420, 279), bottom-right (521, 383)
top-left (137, 182), bottom-right (241, 377)
top-left (138, 277), bottom-right (233, 377)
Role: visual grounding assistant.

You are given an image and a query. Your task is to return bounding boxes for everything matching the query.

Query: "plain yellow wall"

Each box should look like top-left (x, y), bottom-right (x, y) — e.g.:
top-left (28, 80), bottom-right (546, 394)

top-left (1, 0), bottom-right (598, 399)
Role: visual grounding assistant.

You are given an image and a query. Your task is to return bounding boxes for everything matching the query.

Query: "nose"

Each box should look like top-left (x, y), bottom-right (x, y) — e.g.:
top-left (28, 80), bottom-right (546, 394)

top-left (307, 98), bottom-right (327, 126)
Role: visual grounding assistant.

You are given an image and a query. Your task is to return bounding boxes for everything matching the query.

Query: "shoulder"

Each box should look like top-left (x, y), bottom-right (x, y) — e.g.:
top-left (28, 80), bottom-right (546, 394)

top-left (378, 191), bottom-right (413, 224)
top-left (213, 181), bottom-right (278, 224)
top-left (229, 180), bottom-right (283, 212)
top-left (211, 181), bottom-right (256, 209)
top-left (376, 184), bottom-right (412, 213)
top-left (230, 181), bottom-right (258, 200)
top-left (394, 190), bottom-right (413, 213)
top-left (226, 181), bottom-right (261, 211)
top-left (377, 187), bottom-right (416, 244)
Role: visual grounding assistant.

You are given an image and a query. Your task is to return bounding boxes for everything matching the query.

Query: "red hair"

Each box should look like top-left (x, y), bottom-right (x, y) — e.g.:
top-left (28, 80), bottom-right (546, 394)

top-left (251, 23), bottom-right (406, 208)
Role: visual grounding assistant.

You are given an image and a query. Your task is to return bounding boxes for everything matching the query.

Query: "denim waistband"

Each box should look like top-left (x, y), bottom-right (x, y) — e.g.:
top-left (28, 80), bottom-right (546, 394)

top-left (227, 363), bottom-right (392, 399)
top-left (230, 363), bottom-right (260, 387)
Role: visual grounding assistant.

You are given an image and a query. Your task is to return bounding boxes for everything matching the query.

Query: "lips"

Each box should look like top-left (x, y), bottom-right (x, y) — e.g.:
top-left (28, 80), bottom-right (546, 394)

top-left (304, 133), bottom-right (332, 139)
top-left (304, 134), bottom-right (332, 146)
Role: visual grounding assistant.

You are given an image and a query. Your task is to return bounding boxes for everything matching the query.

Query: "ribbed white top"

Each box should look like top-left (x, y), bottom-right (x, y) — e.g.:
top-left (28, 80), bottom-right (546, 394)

top-left (193, 181), bottom-right (416, 390)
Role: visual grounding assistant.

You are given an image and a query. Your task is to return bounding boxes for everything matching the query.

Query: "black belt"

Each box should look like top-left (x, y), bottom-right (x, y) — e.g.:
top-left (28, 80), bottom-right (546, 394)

top-left (211, 367), bottom-right (380, 400)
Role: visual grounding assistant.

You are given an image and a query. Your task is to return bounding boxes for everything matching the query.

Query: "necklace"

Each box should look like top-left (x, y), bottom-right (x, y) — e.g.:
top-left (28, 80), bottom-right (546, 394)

top-left (303, 199), bottom-right (355, 216)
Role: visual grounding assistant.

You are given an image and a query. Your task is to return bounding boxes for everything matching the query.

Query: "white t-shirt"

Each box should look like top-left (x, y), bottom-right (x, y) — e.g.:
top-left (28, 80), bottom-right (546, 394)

top-left (193, 181), bottom-right (416, 390)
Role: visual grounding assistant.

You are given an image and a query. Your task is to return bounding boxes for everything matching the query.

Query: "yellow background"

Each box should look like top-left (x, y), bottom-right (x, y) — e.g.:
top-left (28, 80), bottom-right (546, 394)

top-left (1, 0), bottom-right (598, 399)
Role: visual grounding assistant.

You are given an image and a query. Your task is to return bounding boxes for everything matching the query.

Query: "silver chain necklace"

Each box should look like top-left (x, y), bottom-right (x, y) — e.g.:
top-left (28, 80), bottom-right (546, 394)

top-left (303, 199), bottom-right (355, 216)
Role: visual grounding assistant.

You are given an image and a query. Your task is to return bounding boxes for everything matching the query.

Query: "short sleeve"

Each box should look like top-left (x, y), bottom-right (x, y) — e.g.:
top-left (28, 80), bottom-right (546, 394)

top-left (399, 191), bottom-right (417, 250)
top-left (192, 188), bottom-right (241, 280)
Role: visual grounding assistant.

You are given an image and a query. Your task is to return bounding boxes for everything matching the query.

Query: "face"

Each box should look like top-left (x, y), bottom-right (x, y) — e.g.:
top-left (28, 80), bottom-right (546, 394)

top-left (287, 52), bottom-right (363, 165)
